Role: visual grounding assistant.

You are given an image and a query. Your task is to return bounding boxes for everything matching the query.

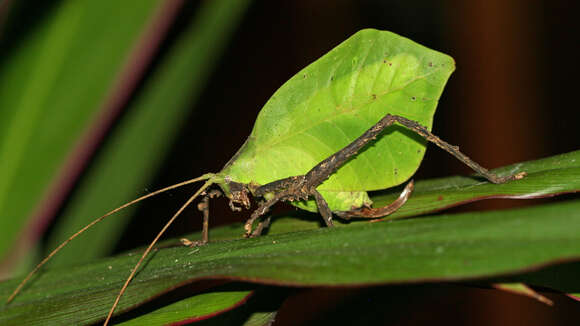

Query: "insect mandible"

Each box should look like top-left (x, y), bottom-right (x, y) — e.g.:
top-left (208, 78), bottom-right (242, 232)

top-left (7, 29), bottom-right (526, 325)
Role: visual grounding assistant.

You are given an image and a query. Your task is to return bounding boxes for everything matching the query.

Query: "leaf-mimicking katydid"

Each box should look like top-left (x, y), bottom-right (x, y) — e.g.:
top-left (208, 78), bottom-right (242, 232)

top-left (6, 29), bottom-right (526, 325)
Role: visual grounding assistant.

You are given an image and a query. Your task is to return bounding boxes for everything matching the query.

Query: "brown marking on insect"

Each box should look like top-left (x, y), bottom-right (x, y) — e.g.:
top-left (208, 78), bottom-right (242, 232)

top-left (371, 94), bottom-right (377, 100)
top-left (227, 180), bottom-right (251, 211)
top-left (437, 195), bottom-right (444, 201)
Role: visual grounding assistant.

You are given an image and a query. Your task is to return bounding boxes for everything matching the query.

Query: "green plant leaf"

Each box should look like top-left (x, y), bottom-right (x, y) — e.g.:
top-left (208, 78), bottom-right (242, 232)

top-left (221, 28), bottom-right (455, 211)
top-left (2, 198), bottom-right (580, 324)
top-left (0, 0), bottom-right (160, 264)
top-left (117, 285), bottom-right (280, 326)
top-left (45, 0), bottom-right (251, 267)
top-left (118, 288), bottom-right (254, 326)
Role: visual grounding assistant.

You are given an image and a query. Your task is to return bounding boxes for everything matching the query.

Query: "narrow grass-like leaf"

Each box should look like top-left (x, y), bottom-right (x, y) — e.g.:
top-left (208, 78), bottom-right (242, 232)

top-left (45, 0), bottom-right (251, 267)
top-left (118, 286), bottom-right (280, 326)
top-left (1, 199), bottom-right (579, 324)
top-left (0, 0), bottom-right (159, 264)
top-left (118, 289), bottom-right (254, 326)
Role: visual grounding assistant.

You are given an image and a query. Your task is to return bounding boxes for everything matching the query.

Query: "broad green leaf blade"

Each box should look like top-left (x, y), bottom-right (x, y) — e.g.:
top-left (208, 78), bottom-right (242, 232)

top-left (370, 150), bottom-right (580, 219)
top-left (0, 0), bottom-right (159, 263)
top-left (118, 285), bottom-right (281, 326)
top-left (45, 0), bottom-right (251, 267)
top-left (2, 200), bottom-right (580, 324)
top-left (221, 29), bottom-right (455, 210)
top-left (119, 289), bottom-right (254, 326)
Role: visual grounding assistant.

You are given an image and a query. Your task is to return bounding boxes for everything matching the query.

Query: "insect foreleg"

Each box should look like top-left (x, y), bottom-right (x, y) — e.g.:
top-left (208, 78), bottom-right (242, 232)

top-left (181, 189), bottom-right (221, 247)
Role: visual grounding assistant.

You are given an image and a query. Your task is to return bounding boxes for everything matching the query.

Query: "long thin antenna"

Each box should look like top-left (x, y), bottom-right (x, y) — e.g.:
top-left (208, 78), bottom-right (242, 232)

top-left (103, 180), bottom-right (213, 326)
top-left (6, 173), bottom-right (214, 304)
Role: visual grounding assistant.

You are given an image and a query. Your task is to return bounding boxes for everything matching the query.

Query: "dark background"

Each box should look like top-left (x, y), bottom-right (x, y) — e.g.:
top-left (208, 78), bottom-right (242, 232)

top-left (4, 0), bottom-right (575, 325)
top-left (130, 0), bottom-right (578, 239)
top-left (118, 1), bottom-right (578, 325)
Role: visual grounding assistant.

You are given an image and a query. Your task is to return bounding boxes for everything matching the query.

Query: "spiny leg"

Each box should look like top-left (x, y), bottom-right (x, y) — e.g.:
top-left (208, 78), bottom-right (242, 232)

top-left (250, 217), bottom-right (272, 238)
top-left (249, 113), bottom-right (525, 232)
top-left (335, 180), bottom-right (414, 220)
top-left (382, 115), bottom-right (526, 183)
top-left (181, 189), bottom-right (221, 247)
top-left (244, 193), bottom-right (286, 237)
top-left (300, 113), bottom-right (524, 224)
top-left (248, 187), bottom-right (334, 236)
top-left (296, 114), bottom-right (407, 227)
top-left (248, 175), bottom-right (309, 237)
top-left (312, 190), bottom-right (334, 227)
top-left (304, 114), bottom-right (525, 189)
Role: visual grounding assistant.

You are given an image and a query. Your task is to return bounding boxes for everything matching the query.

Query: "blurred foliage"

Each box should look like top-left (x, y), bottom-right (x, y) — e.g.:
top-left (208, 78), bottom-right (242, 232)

top-left (0, 0), bottom-right (160, 266)
top-left (0, 0), bottom-right (251, 272)
top-left (0, 0), bottom-right (578, 325)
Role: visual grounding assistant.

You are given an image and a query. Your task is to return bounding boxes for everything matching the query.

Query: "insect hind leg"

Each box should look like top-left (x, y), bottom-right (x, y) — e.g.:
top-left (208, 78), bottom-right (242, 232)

top-left (386, 115), bottom-right (526, 184)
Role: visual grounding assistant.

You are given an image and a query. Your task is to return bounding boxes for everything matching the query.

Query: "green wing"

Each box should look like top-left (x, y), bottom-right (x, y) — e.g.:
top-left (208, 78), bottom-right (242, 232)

top-left (221, 29), bottom-right (454, 211)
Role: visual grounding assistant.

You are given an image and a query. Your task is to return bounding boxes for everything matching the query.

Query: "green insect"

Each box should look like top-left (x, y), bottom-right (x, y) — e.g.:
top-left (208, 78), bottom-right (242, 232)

top-left (7, 29), bottom-right (525, 325)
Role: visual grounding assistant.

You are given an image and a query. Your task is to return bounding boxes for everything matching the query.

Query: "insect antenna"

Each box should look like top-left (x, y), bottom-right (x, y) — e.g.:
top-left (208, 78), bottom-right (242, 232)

top-left (6, 173), bottom-right (215, 304)
top-left (103, 179), bottom-right (214, 326)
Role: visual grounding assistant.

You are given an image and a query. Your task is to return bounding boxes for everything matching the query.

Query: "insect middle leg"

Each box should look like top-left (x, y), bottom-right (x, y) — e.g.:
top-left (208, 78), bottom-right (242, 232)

top-left (181, 189), bottom-right (221, 247)
top-left (244, 193), bottom-right (286, 237)
top-left (244, 189), bottom-right (332, 237)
